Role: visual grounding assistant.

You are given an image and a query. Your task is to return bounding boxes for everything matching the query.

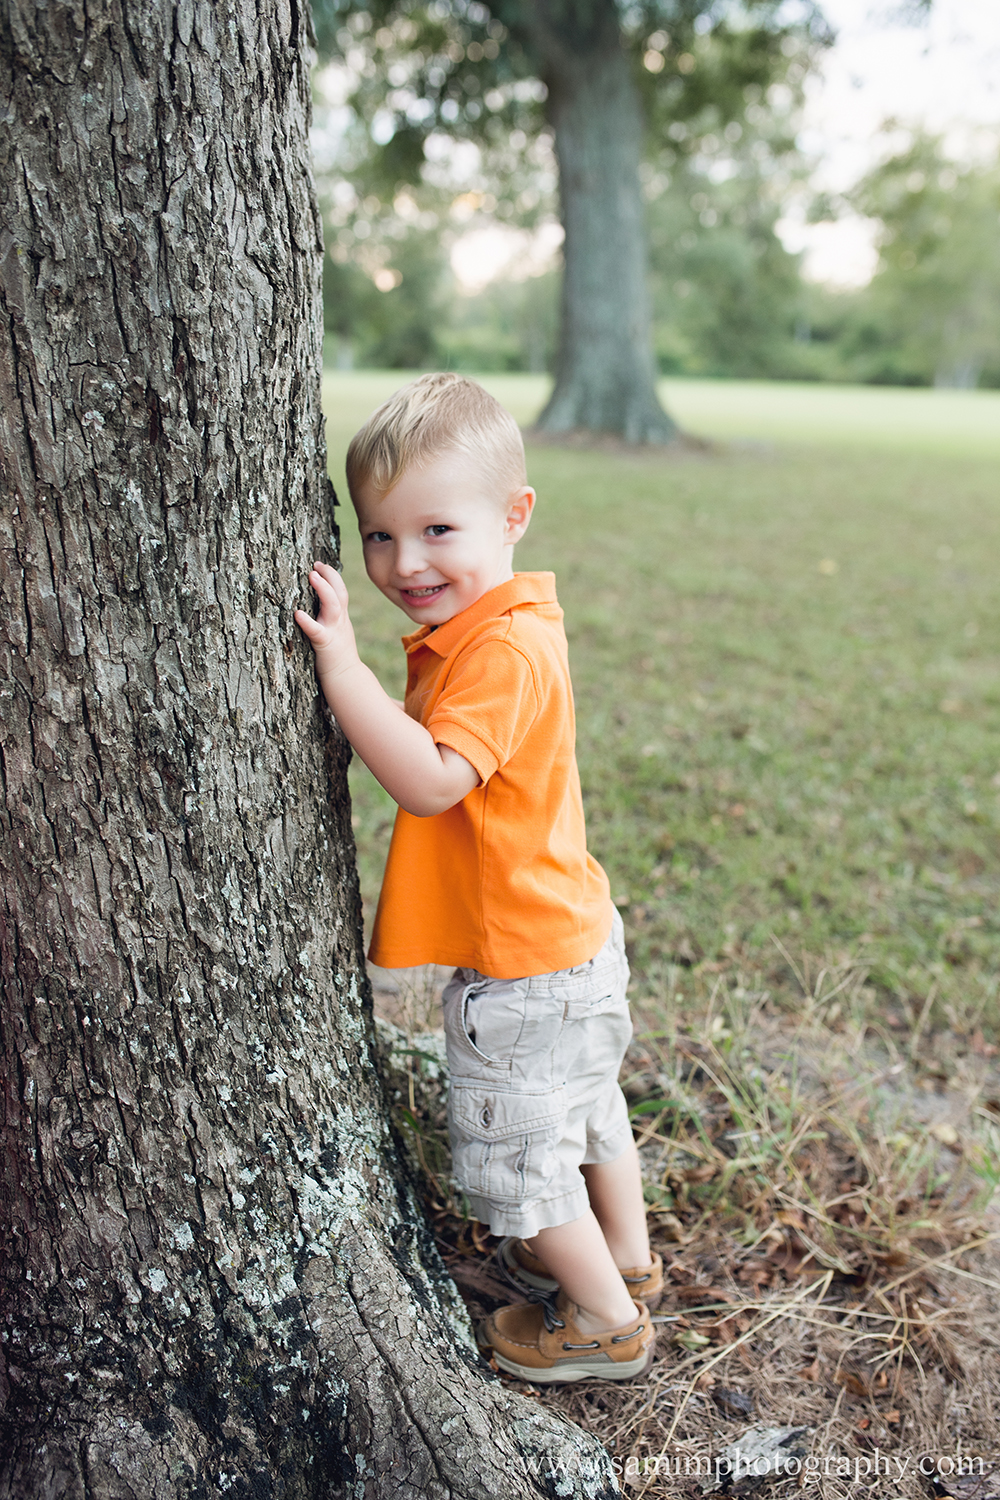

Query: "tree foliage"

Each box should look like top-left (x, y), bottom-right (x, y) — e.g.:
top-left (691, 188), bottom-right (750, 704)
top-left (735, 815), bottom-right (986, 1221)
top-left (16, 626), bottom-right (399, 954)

top-left (312, 0), bottom-right (830, 380)
top-left (312, 0), bottom-right (830, 181)
top-left (313, 3), bottom-right (1000, 395)
top-left (641, 101), bottom-right (813, 378)
top-left (834, 134), bottom-right (1000, 388)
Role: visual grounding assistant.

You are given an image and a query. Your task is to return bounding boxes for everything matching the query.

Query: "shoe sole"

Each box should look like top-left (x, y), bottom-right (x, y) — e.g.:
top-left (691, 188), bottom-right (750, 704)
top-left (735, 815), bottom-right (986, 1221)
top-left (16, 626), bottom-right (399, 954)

top-left (489, 1344), bottom-right (655, 1384)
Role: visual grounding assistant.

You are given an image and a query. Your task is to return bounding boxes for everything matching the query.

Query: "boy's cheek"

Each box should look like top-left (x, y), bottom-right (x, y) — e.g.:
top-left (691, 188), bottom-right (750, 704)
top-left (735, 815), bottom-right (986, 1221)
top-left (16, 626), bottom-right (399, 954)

top-left (373, 577), bottom-right (409, 612)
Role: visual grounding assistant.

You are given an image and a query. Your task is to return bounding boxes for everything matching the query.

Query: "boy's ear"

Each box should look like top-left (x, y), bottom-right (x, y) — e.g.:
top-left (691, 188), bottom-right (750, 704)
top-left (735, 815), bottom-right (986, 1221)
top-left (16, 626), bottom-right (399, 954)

top-left (504, 487), bottom-right (535, 544)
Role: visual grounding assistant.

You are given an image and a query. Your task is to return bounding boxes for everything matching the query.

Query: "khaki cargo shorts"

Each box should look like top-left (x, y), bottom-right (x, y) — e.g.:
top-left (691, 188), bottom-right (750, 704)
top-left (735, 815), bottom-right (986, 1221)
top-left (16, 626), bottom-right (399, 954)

top-left (441, 909), bottom-right (634, 1238)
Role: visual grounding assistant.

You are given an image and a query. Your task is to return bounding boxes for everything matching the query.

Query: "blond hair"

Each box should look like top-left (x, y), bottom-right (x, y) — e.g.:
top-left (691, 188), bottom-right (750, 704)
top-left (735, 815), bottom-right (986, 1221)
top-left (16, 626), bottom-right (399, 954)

top-left (345, 372), bottom-right (526, 506)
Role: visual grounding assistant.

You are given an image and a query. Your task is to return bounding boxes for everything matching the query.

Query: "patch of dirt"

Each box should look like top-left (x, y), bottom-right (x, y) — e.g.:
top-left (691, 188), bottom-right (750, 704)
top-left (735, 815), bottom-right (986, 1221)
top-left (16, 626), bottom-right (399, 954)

top-left (373, 969), bottom-right (1000, 1497)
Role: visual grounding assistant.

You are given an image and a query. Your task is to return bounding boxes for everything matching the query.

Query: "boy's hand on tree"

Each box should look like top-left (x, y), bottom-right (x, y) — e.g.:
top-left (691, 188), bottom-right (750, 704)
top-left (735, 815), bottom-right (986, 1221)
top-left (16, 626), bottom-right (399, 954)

top-left (294, 561), bottom-right (360, 677)
top-left (293, 561), bottom-right (474, 813)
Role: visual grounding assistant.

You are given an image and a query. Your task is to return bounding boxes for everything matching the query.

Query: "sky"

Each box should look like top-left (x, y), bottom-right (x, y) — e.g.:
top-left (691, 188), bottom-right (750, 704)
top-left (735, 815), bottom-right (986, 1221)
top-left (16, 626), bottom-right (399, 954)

top-left (779, 0), bottom-right (1000, 285)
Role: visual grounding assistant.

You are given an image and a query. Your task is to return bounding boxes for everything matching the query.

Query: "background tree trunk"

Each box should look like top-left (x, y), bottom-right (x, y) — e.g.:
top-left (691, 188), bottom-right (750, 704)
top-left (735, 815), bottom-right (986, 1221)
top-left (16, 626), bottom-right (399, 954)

top-left (525, 0), bottom-right (676, 442)
top-left (0, 3), bottom-right (617, 1494)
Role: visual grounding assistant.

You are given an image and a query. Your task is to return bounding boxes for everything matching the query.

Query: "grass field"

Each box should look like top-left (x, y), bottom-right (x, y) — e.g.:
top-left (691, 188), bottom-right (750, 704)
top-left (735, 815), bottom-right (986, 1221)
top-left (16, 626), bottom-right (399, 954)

top-left (320, 372), bottom-right (1000, 1490)
top-left (322, 371), bottom-right (1000, 1041)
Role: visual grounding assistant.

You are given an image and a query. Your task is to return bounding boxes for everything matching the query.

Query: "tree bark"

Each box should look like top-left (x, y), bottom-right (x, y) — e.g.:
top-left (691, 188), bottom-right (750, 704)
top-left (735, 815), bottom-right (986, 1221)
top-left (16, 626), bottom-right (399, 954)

top-left (0, 4), bottom-right (617, 1495)
top-left (523, 0), bottom-right (676, 443)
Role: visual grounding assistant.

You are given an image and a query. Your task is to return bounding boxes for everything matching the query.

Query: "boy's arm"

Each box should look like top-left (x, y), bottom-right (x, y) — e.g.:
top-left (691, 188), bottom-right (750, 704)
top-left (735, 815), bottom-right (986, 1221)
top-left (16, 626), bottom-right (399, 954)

top-left (294, 561), bottom-right (479, 817)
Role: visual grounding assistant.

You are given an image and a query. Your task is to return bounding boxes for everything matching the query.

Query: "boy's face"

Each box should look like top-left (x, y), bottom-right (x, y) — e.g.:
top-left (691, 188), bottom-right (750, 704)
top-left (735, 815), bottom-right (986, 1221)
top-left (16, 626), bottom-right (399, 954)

top-left (355, 450), bottom-right (534, 627)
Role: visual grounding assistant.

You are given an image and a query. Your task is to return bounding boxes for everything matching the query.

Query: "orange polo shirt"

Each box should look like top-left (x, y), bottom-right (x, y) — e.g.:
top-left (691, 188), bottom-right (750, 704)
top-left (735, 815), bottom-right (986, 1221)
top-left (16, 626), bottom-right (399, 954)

top-left (368, 572), bottom-right (613, 979)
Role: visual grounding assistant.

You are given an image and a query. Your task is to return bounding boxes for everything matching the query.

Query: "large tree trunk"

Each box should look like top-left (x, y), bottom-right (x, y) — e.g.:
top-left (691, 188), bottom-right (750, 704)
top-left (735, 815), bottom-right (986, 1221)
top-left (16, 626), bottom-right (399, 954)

top-left (525, 0), bottom-right (676, 443)
top-left (0, 4), bottom-right (616, 1495)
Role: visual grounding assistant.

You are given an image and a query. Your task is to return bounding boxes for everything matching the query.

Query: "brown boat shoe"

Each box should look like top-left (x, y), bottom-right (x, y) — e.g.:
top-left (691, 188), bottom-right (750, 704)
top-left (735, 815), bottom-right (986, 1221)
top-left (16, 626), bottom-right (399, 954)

top-left (497, 1238), bottom-right (664, 1309)
top-left (478, 1290), bottom-right (655, 1384)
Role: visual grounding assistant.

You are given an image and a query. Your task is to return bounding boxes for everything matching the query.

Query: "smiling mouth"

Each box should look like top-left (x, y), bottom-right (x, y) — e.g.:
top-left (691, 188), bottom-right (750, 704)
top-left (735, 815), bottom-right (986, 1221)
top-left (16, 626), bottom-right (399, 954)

top-left (401, 584), bottom-right (446, 600)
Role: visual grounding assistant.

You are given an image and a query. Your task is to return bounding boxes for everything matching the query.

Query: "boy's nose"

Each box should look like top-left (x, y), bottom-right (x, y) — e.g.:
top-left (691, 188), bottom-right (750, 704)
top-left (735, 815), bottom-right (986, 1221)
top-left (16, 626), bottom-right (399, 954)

top-left (393, 540), bottom-right (427, 578)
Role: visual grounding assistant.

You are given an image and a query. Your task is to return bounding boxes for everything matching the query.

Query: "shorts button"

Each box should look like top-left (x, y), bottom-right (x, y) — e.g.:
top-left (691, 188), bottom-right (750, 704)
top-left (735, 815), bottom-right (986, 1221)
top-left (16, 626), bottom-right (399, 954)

top-left (480, 1104), bottom-right (492, 1128)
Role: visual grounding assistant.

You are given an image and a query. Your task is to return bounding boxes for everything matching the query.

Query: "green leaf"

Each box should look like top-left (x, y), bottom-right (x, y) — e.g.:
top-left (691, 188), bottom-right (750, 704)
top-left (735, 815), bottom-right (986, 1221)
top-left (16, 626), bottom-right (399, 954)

top-left (629, 1098), bottom-right (682, 1118)
top-left (675, 1330), bottom-right (712, 1351)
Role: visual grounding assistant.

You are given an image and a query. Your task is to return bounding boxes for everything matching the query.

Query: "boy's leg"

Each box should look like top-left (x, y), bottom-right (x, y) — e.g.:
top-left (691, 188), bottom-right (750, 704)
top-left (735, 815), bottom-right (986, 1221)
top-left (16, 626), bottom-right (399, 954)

top-left (523, 1141), bottom-right (651, 1335)
top-left (581, 1138), bottom-right (651, 1269)
top-left (526, 1210), bottom-right (637, 1336)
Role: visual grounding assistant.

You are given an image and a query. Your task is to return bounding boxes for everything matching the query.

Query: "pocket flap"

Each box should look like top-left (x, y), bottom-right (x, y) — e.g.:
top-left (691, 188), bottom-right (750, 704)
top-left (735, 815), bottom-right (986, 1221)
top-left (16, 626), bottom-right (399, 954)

top-left (450, 1081), bottom-right (566, 1141)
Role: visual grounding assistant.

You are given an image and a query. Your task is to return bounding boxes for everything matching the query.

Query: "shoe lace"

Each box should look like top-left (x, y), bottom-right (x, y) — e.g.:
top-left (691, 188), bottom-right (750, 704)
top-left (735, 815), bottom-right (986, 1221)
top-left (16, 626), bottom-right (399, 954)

top-left (492, 1242), bottom-right (566, 1329)
top-left (492, 1243), bottom-right (644, 1347)
top-left (494, 1241), bottom-right (541, 1301)
top-left (540, 1298), bottom-right (566, 1334)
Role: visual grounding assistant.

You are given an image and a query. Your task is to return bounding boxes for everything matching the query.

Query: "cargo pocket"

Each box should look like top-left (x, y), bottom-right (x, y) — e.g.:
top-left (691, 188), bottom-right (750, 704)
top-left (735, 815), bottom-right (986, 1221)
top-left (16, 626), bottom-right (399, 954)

top-left (564, 985), bottom-right (629, 1022)
top-left (448, 1081), bottom-right (566, 1204)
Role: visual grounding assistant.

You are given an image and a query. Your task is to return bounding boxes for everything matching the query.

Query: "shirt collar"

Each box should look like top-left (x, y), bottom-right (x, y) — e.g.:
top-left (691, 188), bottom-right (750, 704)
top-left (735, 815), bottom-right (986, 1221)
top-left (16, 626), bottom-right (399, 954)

top-left (402, 572), bottom-right (557, 657)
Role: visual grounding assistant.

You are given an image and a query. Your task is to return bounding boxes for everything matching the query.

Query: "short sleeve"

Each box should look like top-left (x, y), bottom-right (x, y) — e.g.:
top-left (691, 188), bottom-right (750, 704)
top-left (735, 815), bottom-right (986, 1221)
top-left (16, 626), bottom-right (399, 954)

top-left (425, 639), bottom-right (540, 784)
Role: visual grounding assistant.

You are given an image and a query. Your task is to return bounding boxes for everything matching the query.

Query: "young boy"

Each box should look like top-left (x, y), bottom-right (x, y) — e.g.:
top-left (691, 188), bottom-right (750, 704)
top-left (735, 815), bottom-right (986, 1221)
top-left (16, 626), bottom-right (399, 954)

top-left (295, 373), bottom-right (662, 1383)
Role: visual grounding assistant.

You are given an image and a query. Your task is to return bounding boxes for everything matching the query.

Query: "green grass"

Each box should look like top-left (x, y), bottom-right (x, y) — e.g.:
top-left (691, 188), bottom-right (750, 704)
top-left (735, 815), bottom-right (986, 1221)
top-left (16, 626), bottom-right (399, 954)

top-left (661, 378), bottom-right (1000, 457)
top-left (320, 372), bottom-right (1000, 1036)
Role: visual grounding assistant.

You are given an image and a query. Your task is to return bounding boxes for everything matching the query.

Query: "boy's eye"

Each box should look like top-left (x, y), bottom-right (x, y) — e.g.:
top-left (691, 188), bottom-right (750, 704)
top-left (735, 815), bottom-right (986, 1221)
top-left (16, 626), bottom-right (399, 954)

top-left (427, 525), bottom-right (451, 537)
top-left (366, 531), bottom-right (391, 543)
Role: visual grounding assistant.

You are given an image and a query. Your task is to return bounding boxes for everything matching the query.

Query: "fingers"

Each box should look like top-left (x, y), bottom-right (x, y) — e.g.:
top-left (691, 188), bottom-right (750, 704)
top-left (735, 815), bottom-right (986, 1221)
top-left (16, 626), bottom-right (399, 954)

top-left (308, 561), bottom-right (348, 607)
top-left (294, 561), bottom-right (349, 648)
top-left (311, 559), bottom-right (344, 588)
top-left (293, 607), bottom-right (322, 641)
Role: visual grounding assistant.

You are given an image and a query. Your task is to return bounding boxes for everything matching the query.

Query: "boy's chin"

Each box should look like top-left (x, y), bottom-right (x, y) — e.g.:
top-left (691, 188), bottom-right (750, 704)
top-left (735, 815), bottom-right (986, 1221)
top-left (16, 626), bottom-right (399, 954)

top-left (401, 605), bottom-right (457, 626)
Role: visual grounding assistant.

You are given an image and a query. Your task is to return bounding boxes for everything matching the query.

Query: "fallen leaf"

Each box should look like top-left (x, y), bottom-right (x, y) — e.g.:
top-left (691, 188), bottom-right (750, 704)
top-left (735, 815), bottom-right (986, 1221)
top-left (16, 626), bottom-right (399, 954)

top-left (739, 1266), bottom-right (773, 1292)
top-left (656, 1213), bottom-right (688, 1242)
top-left (674, 1285), bottom-right (736, 1304)
top-left (683, 1163), bottom-right (717, 1183)
top-left (447, 1260), bottom-right (515, 1299)
top-left (711, 1318), bottom-right (738, 1345)
top-left (714, 1388), bottom-right (754, 1419)
top-left (799, 1361), bottom-right (820, 1382)
top-left (708, 1424), bottom-right (812, 1488)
